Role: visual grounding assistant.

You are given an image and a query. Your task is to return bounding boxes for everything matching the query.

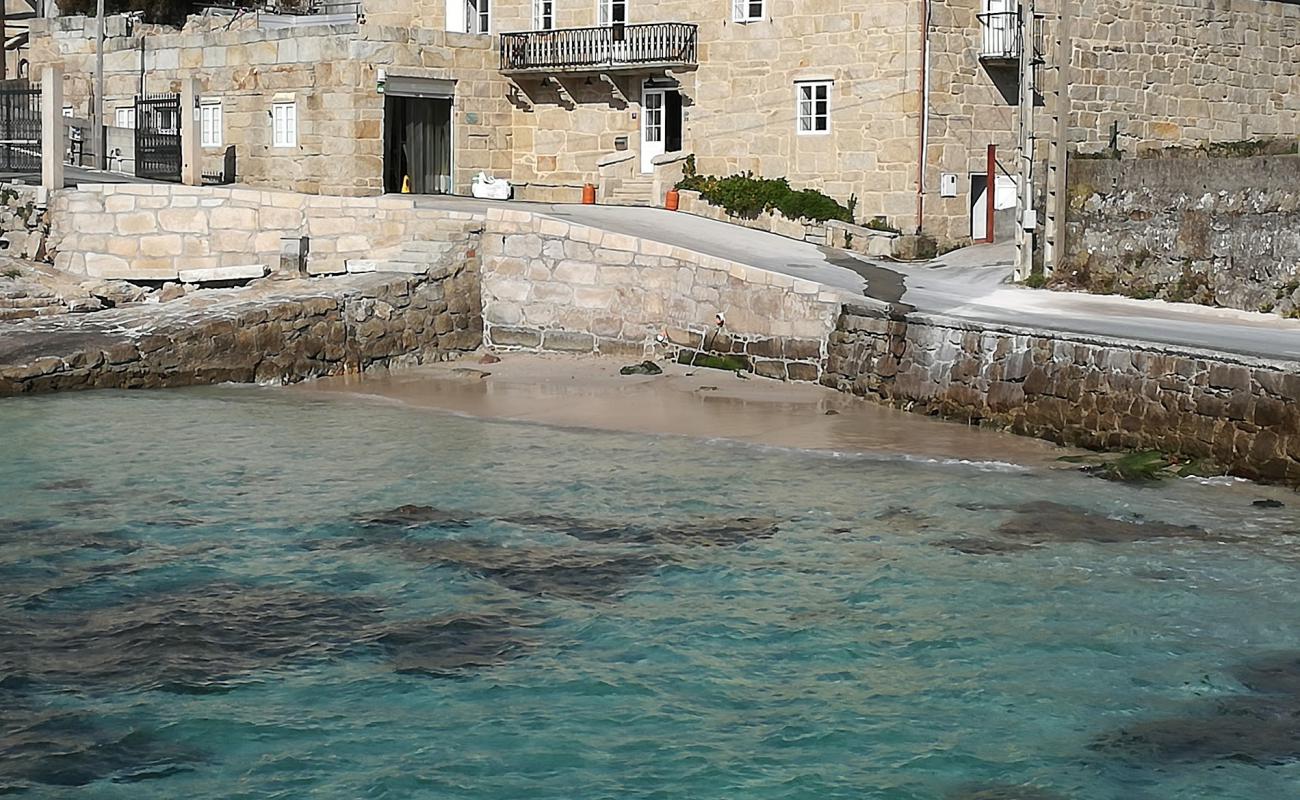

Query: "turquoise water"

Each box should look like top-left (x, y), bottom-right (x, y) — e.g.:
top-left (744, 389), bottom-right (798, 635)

top-left (3, 387), bottom-right (1300, 799)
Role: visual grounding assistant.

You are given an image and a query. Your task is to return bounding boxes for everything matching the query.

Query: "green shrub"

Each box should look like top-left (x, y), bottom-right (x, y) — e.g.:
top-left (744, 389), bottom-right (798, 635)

top-left (676, 167), bottom-right (852, 224)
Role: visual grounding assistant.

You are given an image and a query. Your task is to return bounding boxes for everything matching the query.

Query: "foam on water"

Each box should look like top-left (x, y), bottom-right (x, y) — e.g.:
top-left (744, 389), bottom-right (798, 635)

top-left (2, 385), bottom-right (1299, 799)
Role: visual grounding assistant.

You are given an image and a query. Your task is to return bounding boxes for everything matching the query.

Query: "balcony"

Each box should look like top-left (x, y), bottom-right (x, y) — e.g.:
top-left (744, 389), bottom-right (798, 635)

top-left (978, 11), bottom-right (1020, 63)
top-left (500, 22), bottom-right (698, 74)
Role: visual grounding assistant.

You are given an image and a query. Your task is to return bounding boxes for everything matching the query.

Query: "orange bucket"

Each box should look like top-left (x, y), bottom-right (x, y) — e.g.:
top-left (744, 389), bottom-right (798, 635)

top-left (582, 184), bottom-right (596, 205)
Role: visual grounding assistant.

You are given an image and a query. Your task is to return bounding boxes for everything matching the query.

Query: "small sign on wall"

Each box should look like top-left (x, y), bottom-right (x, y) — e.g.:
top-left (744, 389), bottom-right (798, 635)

top-left (940, 173), bottom-right (958, 197)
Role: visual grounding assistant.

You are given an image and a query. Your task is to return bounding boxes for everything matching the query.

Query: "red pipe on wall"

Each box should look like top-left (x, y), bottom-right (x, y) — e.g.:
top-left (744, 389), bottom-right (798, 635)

top-left (985, 143), bottom-right (997, 243)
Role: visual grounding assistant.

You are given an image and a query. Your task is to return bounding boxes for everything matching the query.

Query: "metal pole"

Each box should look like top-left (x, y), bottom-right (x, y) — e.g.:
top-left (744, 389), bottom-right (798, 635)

top-left (2, 0), bottom-right (9, 82)
top-left (94, 0), bottom-right (105, 169)
top-left (1013, 0), bottom-right (1036, 281)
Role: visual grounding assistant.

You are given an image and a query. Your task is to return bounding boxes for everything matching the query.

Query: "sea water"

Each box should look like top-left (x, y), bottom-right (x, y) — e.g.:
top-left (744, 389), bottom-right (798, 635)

top-left (2, 386), bottom-right (1299, 799)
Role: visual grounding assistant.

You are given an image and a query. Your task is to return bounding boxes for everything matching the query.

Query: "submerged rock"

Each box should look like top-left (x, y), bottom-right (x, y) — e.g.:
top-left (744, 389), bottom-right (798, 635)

top-left (1232, 652), bottom-right (1300, 695)
top-left (1252, 499), bottom-right (1285, 509)
top-left (354, 504), bottom-right (475, 529)
top-left (375, 613), bottom-right (537, 676)
top-left (0, 584), bottom-right (382, 694)
top-left (1090, 696), bottom-right (1300, 766)
top-left (396, 539), bottom-right (668, 602)
top-left (946, 785), bottom-right (1069, 800)
top-left (0, 705), bottom-right (202, 790)
top-left (998, 501), bottom-right (1207, 544)
top-left (934, 537), bottom-right (1037, 555)
top-left (504, 512), bottom-right (779, 547)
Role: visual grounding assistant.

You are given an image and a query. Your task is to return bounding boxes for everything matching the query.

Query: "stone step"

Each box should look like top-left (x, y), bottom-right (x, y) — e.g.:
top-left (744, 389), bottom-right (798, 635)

top-left (177, 264), bottom-right (269, 284)
top-left (344, 259), bottom-right (429, 275)
top-left (0, 307), bottom-right (38, 320)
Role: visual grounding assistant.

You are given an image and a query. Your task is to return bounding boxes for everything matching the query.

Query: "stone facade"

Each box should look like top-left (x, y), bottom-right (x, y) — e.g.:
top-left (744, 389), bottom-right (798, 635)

top-left (1060, 153), bottom-right (1300, 316)
top-left (479, 207), bottom-right (844, 381)
top-left (823, 303), bottom-right (1300, 484)
top-left (29, 1), bottom-right (1300, 247)
top-left (30, 13), bottom-right (512, 195)
top-left (47, 184), bottom-right (483, 279)
top-left (0, 268), bottom-right (482, 395)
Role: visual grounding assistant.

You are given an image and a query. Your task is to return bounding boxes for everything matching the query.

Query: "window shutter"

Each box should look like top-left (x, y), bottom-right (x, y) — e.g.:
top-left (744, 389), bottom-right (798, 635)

top-left (446, 0), bottom-right (466, 33)
top-left (731, 0), bottom-right (745, 22)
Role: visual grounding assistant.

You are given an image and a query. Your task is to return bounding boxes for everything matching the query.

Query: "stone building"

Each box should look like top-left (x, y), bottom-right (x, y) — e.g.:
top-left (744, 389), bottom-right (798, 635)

top-left (26, 0), bottom-right (1300, 247)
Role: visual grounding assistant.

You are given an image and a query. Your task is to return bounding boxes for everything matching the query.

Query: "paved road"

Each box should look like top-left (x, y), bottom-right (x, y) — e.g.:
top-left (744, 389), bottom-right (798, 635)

top-left (443, 200), bottom-right (1300, 363)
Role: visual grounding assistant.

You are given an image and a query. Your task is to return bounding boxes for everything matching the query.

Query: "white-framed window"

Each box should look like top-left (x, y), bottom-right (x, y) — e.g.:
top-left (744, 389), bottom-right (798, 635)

top-left (731, 0), bottom-right (762, 22)
top-left (272, 101), bottom-right (297, 148)
top-left (532, 0), bottom-right (553, 29)
top-left (62, 105), bottom-right (74, 118)
top-left (598, 0), bottom-right (626, 25)
top-left (466, 0), bottom-right (490, 33)
top-left (200, 100), bottom-right (223, 148)
top-left (795, 81), bottom-right (831, 135)
top-left (114, 106), bottom-right (135, 129)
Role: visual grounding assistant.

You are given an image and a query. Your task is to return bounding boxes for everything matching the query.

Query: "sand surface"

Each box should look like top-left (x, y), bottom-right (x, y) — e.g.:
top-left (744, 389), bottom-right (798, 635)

top-left (295, 353), bottom-right (1077, 469)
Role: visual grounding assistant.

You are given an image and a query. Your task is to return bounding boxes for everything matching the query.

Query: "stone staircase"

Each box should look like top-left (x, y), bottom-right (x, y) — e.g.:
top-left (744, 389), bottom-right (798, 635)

top-left (345, 240), bottom-right (457, 274)
top-left (604, 178), bottom-right (657, 207)
top-left (0, 285), bottom-right (66, 321)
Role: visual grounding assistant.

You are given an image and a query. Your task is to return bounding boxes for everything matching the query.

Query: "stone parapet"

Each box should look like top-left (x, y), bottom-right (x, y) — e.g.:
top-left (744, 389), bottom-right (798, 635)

top-left (822, 303), bottom-right (1300, 485)
top-left (47, 185), bottom-right (483, 281)
top-left (479, 207), bottom-right (849, 382)
top-left (0, 266), bottom-right (482, 396)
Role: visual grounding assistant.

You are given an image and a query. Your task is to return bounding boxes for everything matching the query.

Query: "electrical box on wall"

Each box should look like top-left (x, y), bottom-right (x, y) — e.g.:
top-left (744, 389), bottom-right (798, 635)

top-left (939, 173), bottom-right (958, 197)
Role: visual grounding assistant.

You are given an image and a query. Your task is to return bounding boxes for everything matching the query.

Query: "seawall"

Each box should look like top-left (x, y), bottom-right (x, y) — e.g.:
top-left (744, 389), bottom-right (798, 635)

top-left (822, 303), bottom-right (1300, 484)
top-left (0, 265), bottom-right (481, 395)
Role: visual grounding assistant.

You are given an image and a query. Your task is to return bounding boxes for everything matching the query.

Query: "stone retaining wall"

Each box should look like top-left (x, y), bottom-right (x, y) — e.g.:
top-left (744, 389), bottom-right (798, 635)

top-left (0, 264), bottom-right (481, 395)
top-left (1059, 155), bottom-right (1300, 316)
top-left (822, 303), bottom-right (1300, 484)
top-left (479, 207), bottom-right (846, 382)
top-left (48, 184), bottom-right (482, 280)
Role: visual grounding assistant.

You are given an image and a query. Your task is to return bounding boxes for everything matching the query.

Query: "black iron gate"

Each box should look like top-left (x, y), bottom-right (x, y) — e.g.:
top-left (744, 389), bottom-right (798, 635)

top-left (135, 92), bottom-right (181, 182)
top-left (0, 79), bottom-right (40, 173)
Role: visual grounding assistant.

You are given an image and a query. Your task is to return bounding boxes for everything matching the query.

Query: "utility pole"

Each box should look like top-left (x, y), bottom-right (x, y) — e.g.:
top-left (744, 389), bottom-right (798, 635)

top-left (1043, 0), bottom-right (1073, 276)
top-left (94, 0), bottom-right (106, 169)
top-left (1, 0), bottom-right (8, 82)
top-left (1013, 0), bottom-right (1036, 282)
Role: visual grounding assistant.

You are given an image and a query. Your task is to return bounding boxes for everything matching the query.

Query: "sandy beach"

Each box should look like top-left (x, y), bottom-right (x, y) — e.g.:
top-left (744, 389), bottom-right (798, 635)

top-left (295, 353), bottom-right (1078, 469)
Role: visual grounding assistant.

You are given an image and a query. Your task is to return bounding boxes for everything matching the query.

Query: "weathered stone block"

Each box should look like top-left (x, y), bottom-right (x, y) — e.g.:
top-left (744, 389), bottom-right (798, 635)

top-left (542, 330), bottom-right (596, 352)
top-left (489, 326), bottom-right (542, 348)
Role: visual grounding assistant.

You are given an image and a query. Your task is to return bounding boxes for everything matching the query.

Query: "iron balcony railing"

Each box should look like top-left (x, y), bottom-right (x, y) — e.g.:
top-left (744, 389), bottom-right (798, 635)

top-left (500, 22), bottom-right (698, 73)
top-left (978, 11), bottom-right (1020, 61)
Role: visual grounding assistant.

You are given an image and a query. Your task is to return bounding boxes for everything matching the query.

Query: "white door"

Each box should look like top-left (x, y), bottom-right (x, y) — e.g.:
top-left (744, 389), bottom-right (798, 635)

top-left (982, 0), bottom-right (1015, 56)
top-left (641, 85), bottom-right (665, 174)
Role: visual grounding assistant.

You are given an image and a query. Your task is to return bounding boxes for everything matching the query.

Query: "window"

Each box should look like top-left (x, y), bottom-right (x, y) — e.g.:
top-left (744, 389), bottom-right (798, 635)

top-left (731, 0), bottom-right (762, 22)
top-left (796, 81), bottom-right (830, 135)
top-left (533, 0), bottom-right (553, 29)
top-left (272, 101), bottom-right (297, 148)
top-left (62, 105), bottom-right (73, 118)
top-left (466, 0), bottom-right (489, 33)
top-left (598, 0), bottom-right (626, 25)
top-left (200, 100), bottom-right (223, 147)
top-left (157, 107), bottom-right (178, 134)
top-left (114, 106), bottom-right (135, 129)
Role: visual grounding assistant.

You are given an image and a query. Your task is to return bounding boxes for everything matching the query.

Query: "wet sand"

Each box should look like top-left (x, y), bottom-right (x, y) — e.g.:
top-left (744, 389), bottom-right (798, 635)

top-left (295, 353), bottom-right (1077, 469)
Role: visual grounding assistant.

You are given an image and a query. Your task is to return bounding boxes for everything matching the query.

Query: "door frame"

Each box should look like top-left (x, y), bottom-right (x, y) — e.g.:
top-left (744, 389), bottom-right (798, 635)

top-left (640, 81), bottom-right (666, 174)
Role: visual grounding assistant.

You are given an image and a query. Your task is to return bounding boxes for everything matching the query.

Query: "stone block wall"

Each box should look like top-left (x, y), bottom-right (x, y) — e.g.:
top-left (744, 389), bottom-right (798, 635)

top-left (47, 185), bottom-right (484, 280)
top-left (28, 14), bottom-right (512, 195)
top-left (479, 208), bottom-right (844, 381)
top-left (1059, 155), bottom-right (1300, 315)
top-left (822, 303), bottom-right (1300, 484)
top-left (0, 267), bottom-right (483, 395)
